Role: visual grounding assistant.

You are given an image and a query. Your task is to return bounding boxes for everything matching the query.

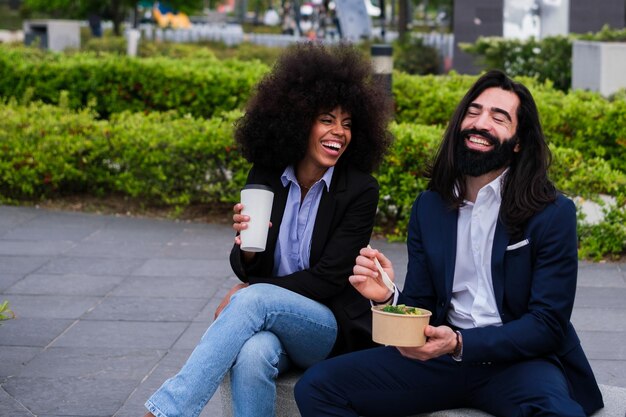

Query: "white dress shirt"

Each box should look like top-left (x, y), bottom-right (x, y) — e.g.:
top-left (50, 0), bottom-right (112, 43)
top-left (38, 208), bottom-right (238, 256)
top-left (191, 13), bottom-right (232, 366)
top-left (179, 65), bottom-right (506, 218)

top-left (447, 172), bottom-right (506, 329)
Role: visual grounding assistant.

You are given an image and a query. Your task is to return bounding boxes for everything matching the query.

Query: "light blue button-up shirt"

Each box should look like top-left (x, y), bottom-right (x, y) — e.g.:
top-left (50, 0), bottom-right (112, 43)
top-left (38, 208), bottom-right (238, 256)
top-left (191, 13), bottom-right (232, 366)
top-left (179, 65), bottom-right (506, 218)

top-left (273, 165), bottom-right (334, 276)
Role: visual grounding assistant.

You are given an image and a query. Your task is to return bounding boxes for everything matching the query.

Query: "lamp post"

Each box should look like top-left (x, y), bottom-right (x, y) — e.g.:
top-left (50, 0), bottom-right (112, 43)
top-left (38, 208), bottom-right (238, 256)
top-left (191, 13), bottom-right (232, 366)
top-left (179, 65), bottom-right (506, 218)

top-left (371, 43), bottom-right (393, 96)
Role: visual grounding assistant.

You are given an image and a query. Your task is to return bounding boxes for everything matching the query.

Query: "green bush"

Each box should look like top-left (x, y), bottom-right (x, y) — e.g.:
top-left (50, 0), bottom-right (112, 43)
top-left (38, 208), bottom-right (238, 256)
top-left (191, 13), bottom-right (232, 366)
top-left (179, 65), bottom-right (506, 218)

top-left (0, 100), bottom-right (250, 205)
top-left (578, 205), bottom-right (626, 261)
top-left (459, 35), bottom-right (572, 91)
top-left (393, 35), bottom-right (441, 75)
top-left (1, 100), bottom-right (624, 258)
top-left (0, 44), bottom-right (267, 119)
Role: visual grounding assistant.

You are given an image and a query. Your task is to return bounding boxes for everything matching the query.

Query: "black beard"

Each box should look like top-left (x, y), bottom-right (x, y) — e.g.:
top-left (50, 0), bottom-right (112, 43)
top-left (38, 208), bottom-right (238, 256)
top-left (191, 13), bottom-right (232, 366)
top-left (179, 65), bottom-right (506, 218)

top-left (456, 129), bottom-right (517, 177)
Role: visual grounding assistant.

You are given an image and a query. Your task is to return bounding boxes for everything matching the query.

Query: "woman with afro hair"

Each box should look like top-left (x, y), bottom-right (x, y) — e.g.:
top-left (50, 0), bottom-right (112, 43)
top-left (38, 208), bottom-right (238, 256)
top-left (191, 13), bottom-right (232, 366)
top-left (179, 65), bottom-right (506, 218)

top-left (143, 42), bottom-right (393, 417)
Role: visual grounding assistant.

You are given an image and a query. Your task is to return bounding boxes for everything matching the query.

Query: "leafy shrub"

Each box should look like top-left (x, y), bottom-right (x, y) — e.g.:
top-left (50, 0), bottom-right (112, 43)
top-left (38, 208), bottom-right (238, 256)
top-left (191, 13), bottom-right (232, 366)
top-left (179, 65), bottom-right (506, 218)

top-left (578, 24), bottom-right (626, 42)
top-left (0, 100), bottom-right (250, 205)
top-left (459, 35), bottom-right (572, 91)
top-left (578, 205), bottom-right (626, 260)
top-left (393, 35), bottom-right (441, 75)
top-left (0, 44), bottom-right (267, 119)
top-left (1, 100), bottom-right (624, 258)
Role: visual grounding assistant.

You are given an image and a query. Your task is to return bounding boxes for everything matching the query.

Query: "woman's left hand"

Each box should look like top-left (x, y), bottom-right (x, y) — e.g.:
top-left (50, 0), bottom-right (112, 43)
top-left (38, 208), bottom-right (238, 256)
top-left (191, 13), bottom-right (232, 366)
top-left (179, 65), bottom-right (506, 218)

top-left (214, 283), bottom-right (249, 319)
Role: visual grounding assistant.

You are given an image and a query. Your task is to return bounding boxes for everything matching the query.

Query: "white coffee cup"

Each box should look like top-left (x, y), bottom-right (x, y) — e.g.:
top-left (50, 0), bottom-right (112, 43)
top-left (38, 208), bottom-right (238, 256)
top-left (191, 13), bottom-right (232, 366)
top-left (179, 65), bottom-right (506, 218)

top-left (239, 184), bottom-right (274, 252)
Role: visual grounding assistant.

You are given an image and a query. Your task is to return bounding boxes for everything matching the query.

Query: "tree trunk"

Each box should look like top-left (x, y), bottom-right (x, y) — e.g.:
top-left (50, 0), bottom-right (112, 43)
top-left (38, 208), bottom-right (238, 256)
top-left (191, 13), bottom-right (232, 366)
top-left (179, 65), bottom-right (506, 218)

top-left (398, 0), bottom-right (408, 39)
top-left (111, 0), bottom-right (123, 36)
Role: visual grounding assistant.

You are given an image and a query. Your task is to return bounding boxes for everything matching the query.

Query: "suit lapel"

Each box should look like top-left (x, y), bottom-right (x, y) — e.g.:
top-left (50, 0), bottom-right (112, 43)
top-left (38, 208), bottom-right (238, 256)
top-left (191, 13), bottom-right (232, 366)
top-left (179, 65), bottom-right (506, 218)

top-left (491, 219), bottom-right (509, 314)
top-left (442, 205), bottom-right (458, 298)
top-left (265, 175), bottom-right (288, 260)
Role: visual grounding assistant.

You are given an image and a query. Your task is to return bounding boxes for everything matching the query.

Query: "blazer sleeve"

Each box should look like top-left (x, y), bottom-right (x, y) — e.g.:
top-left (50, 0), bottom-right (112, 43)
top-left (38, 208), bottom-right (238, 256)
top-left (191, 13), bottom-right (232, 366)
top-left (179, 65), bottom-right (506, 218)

top-left (243, 173), bottom-right (379, 302)
top-left (461, 196), bottom-right (579, 363)
top-left (398, 192), bottom-right (440, 315)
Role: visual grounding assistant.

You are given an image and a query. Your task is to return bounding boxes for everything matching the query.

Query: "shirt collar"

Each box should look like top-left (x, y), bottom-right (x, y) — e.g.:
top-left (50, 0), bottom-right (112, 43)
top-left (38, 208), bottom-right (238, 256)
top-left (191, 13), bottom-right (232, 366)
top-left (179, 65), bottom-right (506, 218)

top-left (459, 167), bottom-right (509, 206)
top-left (485, 168), bottom-right (508, 204)
top-left (280, 165), bottom-right (334, 191)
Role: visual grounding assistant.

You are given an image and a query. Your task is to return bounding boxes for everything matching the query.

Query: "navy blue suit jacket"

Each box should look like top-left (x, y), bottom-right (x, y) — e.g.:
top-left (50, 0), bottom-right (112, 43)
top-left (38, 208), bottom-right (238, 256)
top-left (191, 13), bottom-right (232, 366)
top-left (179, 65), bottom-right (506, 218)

top-left (399, 190), bottom-right (603, 415)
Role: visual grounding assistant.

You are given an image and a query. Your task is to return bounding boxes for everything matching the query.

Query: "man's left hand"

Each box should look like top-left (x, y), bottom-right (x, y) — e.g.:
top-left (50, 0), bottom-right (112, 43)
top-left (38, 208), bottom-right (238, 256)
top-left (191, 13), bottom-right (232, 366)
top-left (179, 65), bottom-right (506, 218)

top-left (396, 325), bottom-right (457, 361)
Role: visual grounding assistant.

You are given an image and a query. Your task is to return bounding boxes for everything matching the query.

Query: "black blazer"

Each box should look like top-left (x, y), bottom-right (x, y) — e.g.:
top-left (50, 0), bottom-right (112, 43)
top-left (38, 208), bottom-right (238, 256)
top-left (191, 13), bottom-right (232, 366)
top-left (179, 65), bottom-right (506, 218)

top-left (230, 162), bottom-right (379, 355)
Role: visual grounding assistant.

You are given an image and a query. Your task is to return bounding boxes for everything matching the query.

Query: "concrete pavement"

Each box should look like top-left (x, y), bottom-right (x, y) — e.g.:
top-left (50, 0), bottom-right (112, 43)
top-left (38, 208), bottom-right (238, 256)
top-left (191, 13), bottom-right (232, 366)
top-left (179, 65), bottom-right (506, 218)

top-left (0, 204), bottom-right (625, 417)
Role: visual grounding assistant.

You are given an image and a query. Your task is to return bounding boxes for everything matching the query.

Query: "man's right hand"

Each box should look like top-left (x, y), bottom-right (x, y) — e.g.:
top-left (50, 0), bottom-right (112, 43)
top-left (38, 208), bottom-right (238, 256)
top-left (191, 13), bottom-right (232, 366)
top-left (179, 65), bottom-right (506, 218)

top-left (349, 247), bottom-right (395, 302)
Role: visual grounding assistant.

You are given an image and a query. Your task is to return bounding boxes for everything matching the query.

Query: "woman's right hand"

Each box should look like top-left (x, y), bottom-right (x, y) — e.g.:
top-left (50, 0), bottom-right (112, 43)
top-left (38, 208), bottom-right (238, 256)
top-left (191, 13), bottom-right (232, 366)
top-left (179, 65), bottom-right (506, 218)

top-left (232, 203), bottom-right (249, 246)
top-left (232, 203), bottom-right (256, 263)
top-left (349, 247), bottom-right (395, 302)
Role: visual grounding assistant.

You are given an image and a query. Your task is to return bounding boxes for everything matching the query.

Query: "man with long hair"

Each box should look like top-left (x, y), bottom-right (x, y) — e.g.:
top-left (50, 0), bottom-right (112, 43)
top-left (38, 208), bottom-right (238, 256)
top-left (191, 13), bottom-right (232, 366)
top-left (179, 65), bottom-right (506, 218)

top-left (295, 70), bottom-right (604, 416)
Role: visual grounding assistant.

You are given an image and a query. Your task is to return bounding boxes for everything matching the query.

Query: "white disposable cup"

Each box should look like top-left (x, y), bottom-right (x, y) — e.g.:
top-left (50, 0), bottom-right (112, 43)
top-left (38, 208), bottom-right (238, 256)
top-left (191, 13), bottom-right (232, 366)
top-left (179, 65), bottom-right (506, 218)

top-left (239, 184), bottom-right (274, 252)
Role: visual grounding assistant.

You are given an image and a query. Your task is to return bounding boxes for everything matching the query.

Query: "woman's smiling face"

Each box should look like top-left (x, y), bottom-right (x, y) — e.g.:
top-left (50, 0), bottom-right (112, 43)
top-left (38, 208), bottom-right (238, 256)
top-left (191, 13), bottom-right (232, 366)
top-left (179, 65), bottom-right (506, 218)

top-left (301, 107), bottom-right (352, 170)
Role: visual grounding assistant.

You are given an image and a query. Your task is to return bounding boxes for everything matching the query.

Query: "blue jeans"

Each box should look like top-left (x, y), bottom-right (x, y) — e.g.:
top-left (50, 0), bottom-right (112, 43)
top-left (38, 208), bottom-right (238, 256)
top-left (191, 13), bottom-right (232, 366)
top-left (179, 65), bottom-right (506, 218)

top-left (146, 283), bottom-right (337, 417)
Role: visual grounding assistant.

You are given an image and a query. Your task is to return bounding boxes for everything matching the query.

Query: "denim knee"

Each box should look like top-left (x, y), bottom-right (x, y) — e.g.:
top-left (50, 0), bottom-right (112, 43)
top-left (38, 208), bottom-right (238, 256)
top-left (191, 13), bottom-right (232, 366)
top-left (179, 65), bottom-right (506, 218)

top-left (234, 331), bottom-right (285, 375)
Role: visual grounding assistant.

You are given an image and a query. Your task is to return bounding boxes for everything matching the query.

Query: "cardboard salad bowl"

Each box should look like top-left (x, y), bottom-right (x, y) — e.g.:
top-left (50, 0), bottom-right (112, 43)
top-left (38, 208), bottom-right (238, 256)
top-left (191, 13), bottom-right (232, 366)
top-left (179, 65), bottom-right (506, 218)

top-left (371, 305), bottom-right (432, 347)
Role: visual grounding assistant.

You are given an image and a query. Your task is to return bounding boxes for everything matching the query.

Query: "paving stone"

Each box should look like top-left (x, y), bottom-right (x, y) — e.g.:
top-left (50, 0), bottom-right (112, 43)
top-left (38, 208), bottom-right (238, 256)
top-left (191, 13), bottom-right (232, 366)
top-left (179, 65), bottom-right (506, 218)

top-left (3, 376), bottom-right (138, 417)
top-left (15, 210), bottom-right (109, 228)
top-left (160, 242), bottom-right (232, 260)
top-left (578, 262), bottom-right (626, 288)
top-left (4, 273), bottom-right (126, 296)
top-left (574, 287), bottom-right (626, 308)
top-left (3, 294), bottom-right (100, 319)
top-left (18, 347), bottom-right (164, 380)
top-left (84, 225), bottom-right (181, 244)
top-left (0, 273), bottom-right (23, 291)
top-left (51, 320), bottom-right (187, 350)
top-left (0, 386), bottom-right (34, 417)
top-left (588, 360), bottom-right (626, 388)
top-left (171, 321), bottom-right (211, 350)
top-left (0, 205), bottom-right (39, 224)
top-left (110, 276), bottom-right (219, 299)
top-left (0, 255), bottom-right (51, 275)
top-left (192, 276), bottom-right (239, 322)
top-left (579, 331), bottom-right (626, 360)
top-left (114, 350), bottom-right (220, 417)
top-left (84, 296), bottom-right (207, 322)
top-left (38, 256), bottom-right (144, 276)
top-left (0, 346), bottom-right (41, 378)
top-left (65, 240), bottom-right (167, 259)
top-left (0, 318), bottom-right (73, 347)
top-left (0, 240), bottom-right (75, 256)
top-left (131, 258), bottom-right (232, 278)
top-left (571, 308), bottom-right (626, 331)
top-left (2, 225), bottom-right (98, 242)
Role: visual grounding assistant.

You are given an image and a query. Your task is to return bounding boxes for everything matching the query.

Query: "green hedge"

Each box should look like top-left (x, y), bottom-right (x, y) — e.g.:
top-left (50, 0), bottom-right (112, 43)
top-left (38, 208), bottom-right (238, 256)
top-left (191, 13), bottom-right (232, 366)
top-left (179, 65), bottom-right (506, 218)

top-left (2, 100), bottom-right (624, 258)
top-left (0, 44), bottom-right (266, 119)
top-left (2, 44), bottom-right (625, 171)
top-left (0, 100), bottom-right (249, 205)
top-left (392, 72), bottom-right (626, 173)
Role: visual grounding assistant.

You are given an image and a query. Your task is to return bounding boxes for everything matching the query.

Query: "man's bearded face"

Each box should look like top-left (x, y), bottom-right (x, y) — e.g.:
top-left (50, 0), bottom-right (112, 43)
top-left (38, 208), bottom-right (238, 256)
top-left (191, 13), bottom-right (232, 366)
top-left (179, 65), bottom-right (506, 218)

top-left (455, 128), bottom-right (517, 177)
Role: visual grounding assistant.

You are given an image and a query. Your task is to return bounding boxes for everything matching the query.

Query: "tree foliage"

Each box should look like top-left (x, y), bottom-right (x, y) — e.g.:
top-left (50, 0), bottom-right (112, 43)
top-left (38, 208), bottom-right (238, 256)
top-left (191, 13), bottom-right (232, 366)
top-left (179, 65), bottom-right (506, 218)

top-left (22, 0), bottom-right (203, 35)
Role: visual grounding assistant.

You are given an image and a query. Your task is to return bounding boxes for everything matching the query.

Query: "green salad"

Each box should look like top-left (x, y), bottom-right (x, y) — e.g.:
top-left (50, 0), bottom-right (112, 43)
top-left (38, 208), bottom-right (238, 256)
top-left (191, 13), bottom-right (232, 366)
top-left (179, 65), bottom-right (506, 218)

top-left (382, 304), bottom-right (423, 315)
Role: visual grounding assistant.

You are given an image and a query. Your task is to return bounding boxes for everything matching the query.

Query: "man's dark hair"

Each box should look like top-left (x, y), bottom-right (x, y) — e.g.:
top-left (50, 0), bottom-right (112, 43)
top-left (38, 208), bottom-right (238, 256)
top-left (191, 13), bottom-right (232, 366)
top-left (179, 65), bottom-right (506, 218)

top-left (234, 42), bottom-right (393, 173)
top-left (427, 69), bottom-right (557, 238)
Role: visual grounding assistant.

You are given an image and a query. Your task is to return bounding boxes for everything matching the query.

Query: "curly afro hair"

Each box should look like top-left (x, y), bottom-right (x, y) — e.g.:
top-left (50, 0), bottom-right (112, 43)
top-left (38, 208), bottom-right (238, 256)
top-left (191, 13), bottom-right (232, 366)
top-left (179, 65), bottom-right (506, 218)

top-left (234, 42), bottom-right (394, 173)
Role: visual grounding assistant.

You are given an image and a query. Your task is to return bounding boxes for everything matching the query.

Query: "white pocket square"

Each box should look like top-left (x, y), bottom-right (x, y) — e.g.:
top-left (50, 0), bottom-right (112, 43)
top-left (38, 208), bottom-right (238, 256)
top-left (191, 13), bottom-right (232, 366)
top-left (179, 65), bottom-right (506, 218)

top-left (506, 239), bottom-right (530, 251)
